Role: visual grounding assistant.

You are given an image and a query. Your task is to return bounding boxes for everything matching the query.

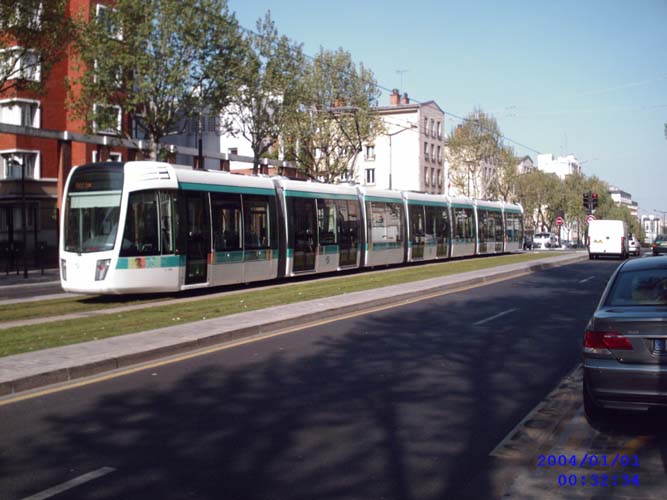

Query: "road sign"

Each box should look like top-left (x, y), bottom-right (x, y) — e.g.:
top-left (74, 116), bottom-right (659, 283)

top-left (586, 214), bottom-right (596, 224)
top-left (556, 216), bottom-right (564, 226)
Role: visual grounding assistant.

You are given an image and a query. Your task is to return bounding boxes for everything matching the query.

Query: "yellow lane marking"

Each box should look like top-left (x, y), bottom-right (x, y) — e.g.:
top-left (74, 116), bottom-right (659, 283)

top-left (0, 271), bottom-right (529, 406)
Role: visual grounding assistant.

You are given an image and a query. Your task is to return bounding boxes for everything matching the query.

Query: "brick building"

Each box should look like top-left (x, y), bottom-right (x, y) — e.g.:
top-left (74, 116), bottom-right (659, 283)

top-left (0, 1), bottom-right (134, 270)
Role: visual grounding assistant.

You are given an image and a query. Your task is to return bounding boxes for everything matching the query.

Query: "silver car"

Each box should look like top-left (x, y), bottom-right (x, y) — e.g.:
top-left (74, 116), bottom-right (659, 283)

top-left (583, 257), bottom-right (667, 427)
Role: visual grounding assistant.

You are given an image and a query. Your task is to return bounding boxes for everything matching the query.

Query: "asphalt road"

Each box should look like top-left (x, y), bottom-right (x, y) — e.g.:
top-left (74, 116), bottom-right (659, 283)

top-left (0, 259), bottom-right (621, 500)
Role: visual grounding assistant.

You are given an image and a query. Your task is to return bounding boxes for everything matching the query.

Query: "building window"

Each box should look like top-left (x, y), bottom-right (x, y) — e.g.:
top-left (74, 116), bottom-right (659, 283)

top-left (92, 151), bottom-right (122, 163)
top-left (131, 114), bottom-right (149, 140)
top-left (0, 47), bottom-right (41, 82)
top-left (430, 143), bottom-right (435, 162)
top-left (424, 167), bottom-right (429, 186)
top-left (424, 117), bottom-right (428, 135)
top-left (424, 142), bottom-right (429, 160)
top-left (93, 103), bottom-right (122, 135)
top-left (430, 119), bottom-right (435, 138)
top-left (437, 145), bottom-right (442, 164)
top-left (0, 99), bottom-right (40, 128)
top-left (96, 4), bottom-right (122, 40)
top-left (437, 121), bottom-right (442, 139)
top-left (365, 168), bottom-right (375, 185)
top-left (0, 151), bottom-right (39, 179)
top-left (431, 168), bottom-right (435, 188)
top-left (437, 169), bottom-right (442, 187)
top-left (364, 145), bottom-right (375, 160)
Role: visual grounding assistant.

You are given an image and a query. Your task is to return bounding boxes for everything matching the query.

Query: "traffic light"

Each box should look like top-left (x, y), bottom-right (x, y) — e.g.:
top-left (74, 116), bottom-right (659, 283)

top-left (591, 192), bottom-right (598, 210)
top-left (583, 192), bottom-right (590, 209)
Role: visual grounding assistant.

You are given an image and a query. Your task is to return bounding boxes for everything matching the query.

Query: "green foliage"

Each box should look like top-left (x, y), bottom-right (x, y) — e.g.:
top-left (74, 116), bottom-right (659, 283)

top-left (227, 11), bottom-right (304, 174)
top-left (285, 47), bottom-right (384, 182)
top-left (446, 109), bottom-right (503, 198)
top-left (70, 0), bottom-right (245, 158)
top-left (0, 0), bottom-right (73, 93)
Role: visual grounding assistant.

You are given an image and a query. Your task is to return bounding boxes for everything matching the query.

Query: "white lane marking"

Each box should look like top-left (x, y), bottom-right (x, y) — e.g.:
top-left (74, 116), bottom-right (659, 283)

top-left (578, 276), bottom-right (595, 284)
top-left (22, 467), bottom-right (116, 500)
top-left (473, 308), bottom-right (517, 326)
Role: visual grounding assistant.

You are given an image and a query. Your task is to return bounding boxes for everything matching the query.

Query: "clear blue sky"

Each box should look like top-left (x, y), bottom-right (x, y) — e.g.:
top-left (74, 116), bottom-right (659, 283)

top-left (228, 0), bottom-right (667, 214)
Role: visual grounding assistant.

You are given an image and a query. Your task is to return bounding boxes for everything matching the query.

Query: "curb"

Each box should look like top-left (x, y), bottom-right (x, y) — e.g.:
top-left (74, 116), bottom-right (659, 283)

top-left (0, 253), bottom-right (588, 398)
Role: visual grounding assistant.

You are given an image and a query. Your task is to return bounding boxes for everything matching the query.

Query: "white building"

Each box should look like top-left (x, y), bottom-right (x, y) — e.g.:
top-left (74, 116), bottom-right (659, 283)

top-left (608, 185), bottom-right (639, 219)
top-left (536, 153), bottom-right (582, 179)
top-left (352, 89), bottom-right (446, 193)
top-left (642, 215), bottom-right (664, 245)
top-left (517, 155), bottom-right (535, 174)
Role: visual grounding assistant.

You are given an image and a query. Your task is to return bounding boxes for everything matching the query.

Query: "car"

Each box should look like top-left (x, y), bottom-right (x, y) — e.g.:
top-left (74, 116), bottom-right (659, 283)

top-left (523, 235), bottom-right (533, 250)
top-left (532, 232), bottom-right (558, 249)
top-left (583, 257), bottom-right (667, 428)
top-left (653, 235), bottom-right (667, 256)
top-left (628, 234), bottom-right (640, 256)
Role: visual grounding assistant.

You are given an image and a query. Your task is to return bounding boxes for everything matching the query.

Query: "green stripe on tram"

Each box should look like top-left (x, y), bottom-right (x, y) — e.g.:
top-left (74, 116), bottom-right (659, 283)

top-left (406, 199), bottom-right (448, 207)
top-left (366, 196), bottom-right (403, 204)
top-left (179, 182), bottom-right (275, 196)
top-left (284, 190), bottom-right (358, 201)
top-left (116, 255), bottom-right (184, 269)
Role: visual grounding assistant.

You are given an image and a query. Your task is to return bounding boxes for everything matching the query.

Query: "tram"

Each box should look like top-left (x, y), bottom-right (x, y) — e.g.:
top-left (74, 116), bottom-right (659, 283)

top-left (60, 161), bottom-right (523, 294)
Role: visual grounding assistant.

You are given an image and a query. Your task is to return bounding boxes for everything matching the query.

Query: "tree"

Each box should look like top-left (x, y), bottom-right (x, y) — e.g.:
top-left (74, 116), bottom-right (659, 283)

top-left (70, 0), bottom-right (245, 159)
top-left (227, 11), bottom-right (304, 175)
top-left (0, 0), bottom-right (73, 94)
top-left (285, 47), bottom-right (383, 182)
top-left (488, 145), bottom-right (518, 202)
top-left (446, 109), bottom-right (502, 199)
top-left (514, 170), bottom-right (561, 232)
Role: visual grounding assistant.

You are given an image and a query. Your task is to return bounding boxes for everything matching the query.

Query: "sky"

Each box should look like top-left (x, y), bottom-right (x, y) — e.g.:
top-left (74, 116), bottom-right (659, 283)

top-left (228, 0), bottom-right (667, 215)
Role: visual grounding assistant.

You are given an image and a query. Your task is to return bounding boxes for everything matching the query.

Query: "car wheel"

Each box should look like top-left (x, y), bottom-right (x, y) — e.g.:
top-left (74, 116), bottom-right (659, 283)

top-left (583, 380), bottom-right (611, 431)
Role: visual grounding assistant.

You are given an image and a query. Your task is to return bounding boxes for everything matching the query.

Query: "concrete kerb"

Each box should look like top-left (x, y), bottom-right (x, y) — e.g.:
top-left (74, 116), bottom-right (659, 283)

top-left (0, 253), bottom-right (588, 398)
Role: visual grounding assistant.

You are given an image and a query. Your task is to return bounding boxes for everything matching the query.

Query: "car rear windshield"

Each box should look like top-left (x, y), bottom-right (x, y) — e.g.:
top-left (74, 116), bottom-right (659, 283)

top-left (605, 269), bottom-right (667, 306)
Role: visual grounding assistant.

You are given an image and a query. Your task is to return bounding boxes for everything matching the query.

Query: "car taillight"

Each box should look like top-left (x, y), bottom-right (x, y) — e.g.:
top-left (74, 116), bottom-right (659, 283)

top-left (584, 330), bottom-right (633, 351)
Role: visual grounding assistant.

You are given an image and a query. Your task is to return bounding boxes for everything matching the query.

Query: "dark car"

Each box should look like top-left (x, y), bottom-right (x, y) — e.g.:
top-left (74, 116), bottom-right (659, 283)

top-left (653, 235), bottom-right (667, 256)
top-left (583, 257), bottom-right (667, 428)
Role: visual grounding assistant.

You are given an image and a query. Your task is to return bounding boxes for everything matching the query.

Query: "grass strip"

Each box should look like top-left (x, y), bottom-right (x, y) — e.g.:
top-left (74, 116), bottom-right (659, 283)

top-left (0, 252), bottom-right (559, 357)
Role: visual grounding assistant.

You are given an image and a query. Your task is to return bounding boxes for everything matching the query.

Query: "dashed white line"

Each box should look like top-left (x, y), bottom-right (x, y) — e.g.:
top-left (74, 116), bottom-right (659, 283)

top-left (473, 308), bottom-right (517, 326)
top-left (22, 467), bottom-right (116, 500)
top-left (578, 276), bottom-right (595, 284)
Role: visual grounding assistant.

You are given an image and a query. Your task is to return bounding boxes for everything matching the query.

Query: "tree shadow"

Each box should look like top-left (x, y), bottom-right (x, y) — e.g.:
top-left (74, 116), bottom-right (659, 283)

top-left (3, 263), bottom-right (613, 499)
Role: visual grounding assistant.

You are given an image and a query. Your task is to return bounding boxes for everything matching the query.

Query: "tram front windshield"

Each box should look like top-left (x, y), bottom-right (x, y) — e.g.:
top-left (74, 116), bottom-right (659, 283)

top-left (64, 164), bottom-right (123, 253)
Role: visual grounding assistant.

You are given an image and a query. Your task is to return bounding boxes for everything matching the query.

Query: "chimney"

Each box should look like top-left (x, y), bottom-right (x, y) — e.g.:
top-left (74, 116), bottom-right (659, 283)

top-left (389, 88), bottom-right (400, 105)
top-left (401, 92), bottom-right (410, 105)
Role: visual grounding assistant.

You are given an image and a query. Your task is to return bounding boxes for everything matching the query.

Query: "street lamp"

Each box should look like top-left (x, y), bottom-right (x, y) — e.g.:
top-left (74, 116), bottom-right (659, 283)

top-left (387, 123), bottom-right (417, 190)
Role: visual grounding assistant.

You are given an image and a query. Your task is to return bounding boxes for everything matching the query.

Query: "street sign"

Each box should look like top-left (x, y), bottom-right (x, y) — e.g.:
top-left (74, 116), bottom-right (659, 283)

top-left (586, 214), bottom-right (596, 224)
top-left (556, 216), bottom-right (564, 226)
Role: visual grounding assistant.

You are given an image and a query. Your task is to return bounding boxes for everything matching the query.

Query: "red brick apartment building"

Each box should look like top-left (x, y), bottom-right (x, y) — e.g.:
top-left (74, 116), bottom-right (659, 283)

top-left (0, 0), bottom-right (132, 269)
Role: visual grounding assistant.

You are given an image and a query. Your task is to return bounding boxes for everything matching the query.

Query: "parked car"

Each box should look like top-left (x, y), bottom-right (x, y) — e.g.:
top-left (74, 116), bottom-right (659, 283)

top-left (583, 257), bottom-right (667, 428)
top-left (628, 234), bottom-right (640, 256)
top-left (653, 235), bottom-right (667, 256)
top-left (532, 232), bottom-right (558, 249)
top-left (523, 235), bottom-right (533, 250)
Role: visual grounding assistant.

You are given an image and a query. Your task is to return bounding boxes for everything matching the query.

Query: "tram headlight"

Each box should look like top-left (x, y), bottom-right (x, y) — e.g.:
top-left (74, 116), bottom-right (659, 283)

top-left (95, 259), bottom-right (111, 281)
top-left (60, 259), bottom-right (67, 281)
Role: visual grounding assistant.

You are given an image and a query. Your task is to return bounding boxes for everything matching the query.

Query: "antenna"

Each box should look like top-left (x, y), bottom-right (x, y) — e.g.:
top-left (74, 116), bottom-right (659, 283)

top-left (396, 69), bottom-right (408, 91)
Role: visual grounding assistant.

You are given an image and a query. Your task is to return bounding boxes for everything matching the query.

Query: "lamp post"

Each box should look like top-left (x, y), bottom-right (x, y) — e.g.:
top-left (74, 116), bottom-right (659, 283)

top-left (387, 123), bottom-right (417, 190)
top-left (19, 157), bottom-right (27, 278)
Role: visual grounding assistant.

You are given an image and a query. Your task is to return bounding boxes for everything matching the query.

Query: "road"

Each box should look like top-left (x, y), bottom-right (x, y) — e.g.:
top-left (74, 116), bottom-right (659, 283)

top-left (0, 259), bottom-right (620, 500)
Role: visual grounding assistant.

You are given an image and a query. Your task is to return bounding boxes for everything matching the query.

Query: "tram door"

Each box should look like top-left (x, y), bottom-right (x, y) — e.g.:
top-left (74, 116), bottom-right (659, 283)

top-left (409, 205), bottom-right (425, 259)
top-left (337, 200), bottom-right (359, 267)
top-left (291, 197), bottom-right (316, 272)
top-left (185, 192), bottom-right (210, 284)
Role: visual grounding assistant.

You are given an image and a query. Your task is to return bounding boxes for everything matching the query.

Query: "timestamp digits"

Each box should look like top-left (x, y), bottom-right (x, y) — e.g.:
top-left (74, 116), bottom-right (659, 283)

top-left (558, 474), bottom-right (640, 487)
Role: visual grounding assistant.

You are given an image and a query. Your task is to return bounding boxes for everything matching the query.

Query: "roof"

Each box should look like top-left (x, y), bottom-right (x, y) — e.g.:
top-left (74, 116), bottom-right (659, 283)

top-left (618, 256), bottom-right (667, 273)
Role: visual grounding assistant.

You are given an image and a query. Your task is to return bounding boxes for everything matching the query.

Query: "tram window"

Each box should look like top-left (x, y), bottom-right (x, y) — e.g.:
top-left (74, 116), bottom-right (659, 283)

top-left (424, 206), bottom-right (440, 244)
top-left (385, 202), bottom-right (403, 243)
top-left (409, 205), bottom-right (425, 241)
top-left (243, 195), bottom-right (276, 250)
top-left (367, 201), bottom-right (386, 245)
top-left (317, 198), bottom-right (337, 246)
top-left (211, 193), bottom-right (242, 251)
top-left (453, 208), bottom-right (473, 240)
top-left (120, 191), bottom-right (160, 256)
top-left (158, 191), bottom-right (176, 254)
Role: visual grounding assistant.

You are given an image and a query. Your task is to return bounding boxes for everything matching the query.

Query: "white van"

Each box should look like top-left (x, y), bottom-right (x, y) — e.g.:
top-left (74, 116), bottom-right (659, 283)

top-left (587, 219), bottom-right (628, 260)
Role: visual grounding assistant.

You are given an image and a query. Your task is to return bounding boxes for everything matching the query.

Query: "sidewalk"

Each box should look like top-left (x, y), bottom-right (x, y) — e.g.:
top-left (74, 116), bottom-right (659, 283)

top-left (0, 268), bottom-right (60, 287)
top-left (0, 253), bottom-right (588, 397)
